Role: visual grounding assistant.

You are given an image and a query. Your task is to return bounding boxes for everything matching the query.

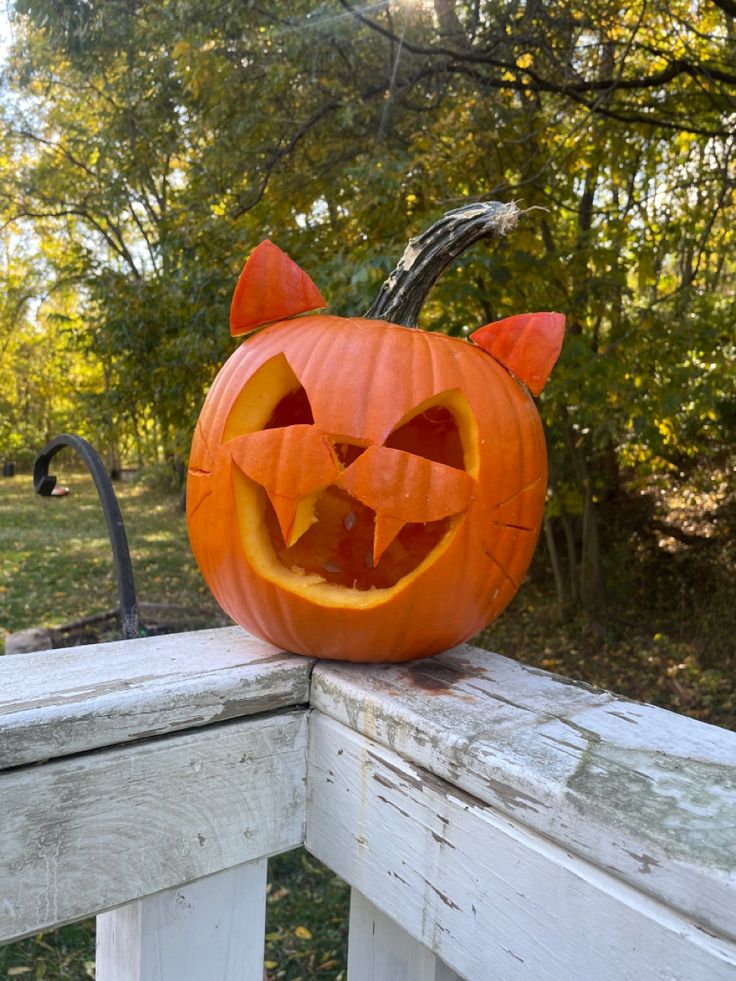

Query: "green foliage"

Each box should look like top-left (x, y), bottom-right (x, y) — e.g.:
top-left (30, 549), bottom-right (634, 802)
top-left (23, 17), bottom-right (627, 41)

top-left (0, 919), bottom-right (95, 979)
top-left (0, 0), bottom-right (734, 615)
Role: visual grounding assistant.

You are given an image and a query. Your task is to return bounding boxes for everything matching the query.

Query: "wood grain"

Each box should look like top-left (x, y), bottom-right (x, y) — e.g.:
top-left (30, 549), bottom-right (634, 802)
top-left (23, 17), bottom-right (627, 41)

top-left (311, 644), bottom-right (736, 942)
top-left (307, 711), bottom-right (736, 981)
top-left (96, 860), bottom-right (268, 981)
top-left (347, 889), bottom-right (462, 981)
top-left (0, 626), bottom-right (313, 768)
top-left (0, 710), bottom-right (307, 943)
top-left (4, 624), bottom-right (735, 978)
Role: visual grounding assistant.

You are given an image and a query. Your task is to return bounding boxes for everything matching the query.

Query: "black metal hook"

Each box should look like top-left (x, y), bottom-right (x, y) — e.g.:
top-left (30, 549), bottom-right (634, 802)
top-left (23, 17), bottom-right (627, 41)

top-left (33, 434), bottom-right (139, 640)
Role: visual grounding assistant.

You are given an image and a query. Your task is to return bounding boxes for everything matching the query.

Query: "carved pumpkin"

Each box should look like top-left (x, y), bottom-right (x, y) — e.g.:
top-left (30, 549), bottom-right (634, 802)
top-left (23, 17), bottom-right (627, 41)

top-left (188, 234), bottom-right (564, 662)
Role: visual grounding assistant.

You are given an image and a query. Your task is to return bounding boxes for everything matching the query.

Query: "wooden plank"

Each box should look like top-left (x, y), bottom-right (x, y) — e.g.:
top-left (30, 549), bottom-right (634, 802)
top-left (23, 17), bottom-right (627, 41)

top-left (347, 889), bottom-right (463, 981)
top-left (0, 626), bottom-right (313, 768)
top-left (311, 646), bottom-right (736, 942)
top-left (306, 712), bottom-right (736, 981)
top-left (96, 860), bottom-right (268, 981)
top-left (0, 710), bottom-right (307, 943)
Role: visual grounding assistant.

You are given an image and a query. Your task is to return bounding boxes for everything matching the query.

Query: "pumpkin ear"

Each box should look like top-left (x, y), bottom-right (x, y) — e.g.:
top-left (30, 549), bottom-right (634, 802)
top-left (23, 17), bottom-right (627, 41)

top-left (230, 240), bottom-right (326, 336)
top-left (470, 312), bottom-right (565, 396)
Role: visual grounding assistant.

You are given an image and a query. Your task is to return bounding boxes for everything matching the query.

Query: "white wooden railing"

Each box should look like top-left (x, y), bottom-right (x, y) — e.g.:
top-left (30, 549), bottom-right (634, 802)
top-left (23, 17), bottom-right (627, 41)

top-left (1, 626), bottom-right (735, 980)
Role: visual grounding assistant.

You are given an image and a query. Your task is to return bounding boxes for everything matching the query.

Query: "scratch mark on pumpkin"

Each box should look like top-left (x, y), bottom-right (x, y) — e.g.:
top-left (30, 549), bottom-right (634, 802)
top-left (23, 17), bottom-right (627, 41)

top-left (483, 548), bottom-right (520, 589)
top-left (488, 520), bottom-right (535, 532)
top-left (491, 475), bottom-right (543, 511)
top-left (186, 483), bottom-right (213, 521)
top-left (193, 419), bottom-right (216, 468)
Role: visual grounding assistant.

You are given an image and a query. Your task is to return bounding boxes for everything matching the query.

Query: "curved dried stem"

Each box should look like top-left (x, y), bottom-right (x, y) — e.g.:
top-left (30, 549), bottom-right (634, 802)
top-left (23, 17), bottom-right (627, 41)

top-left (365, 201), bottom-right (520, 326)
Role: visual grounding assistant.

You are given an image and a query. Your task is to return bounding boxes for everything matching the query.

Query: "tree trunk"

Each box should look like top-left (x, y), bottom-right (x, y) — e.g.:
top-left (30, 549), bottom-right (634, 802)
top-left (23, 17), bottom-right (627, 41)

top-left (544, 516), bottom-right (567, 617)
top-left (559, 508), bottom-right (580, 606)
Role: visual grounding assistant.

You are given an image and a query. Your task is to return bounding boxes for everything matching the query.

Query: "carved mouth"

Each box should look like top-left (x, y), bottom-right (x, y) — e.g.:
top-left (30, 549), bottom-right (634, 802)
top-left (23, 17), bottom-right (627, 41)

top-left (264, 485), bottom-right (453, 590)
top-left (231, 468), bottom-right (465, 607)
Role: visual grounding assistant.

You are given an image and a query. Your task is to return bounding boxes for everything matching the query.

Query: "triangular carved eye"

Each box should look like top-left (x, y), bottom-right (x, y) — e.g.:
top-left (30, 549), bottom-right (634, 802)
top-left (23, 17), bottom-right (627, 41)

top-left (225, 371), bottom-right (478, 593)
top-left (223, 353), bottom-right (311, 442)
top-left (264, 386), bottom-right (314, 429)
top-left (386, 405), bottom-right (465, 470)
top-left (384, 390), bottom-right (477, 474)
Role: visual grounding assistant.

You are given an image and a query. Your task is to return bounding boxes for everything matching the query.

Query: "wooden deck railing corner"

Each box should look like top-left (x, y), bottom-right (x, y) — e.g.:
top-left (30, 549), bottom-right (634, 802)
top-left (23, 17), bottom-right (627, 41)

top-left (1, 626), bottom-right (735, 980)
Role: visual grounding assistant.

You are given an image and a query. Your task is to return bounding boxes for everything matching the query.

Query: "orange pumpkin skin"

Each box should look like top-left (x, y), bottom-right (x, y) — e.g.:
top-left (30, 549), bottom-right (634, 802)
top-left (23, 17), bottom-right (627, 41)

top-left (187, 313), bottom-right (550, 663)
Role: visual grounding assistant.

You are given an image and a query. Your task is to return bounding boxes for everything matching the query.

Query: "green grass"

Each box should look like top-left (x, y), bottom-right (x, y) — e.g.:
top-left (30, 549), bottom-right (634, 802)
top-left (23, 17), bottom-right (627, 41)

top-left (0, 851), bottom-right (349, 981)
top-left (0, 922), bottom-right (96, 980)
top-left (0, 469), bottom-right (220, 641)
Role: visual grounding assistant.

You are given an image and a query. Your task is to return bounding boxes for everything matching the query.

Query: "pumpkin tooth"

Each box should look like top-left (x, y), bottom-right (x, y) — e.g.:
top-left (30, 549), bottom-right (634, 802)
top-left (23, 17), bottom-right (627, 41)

top-left (372, 513), bottom-right (406, 566)
top-left (268, 494), bottom-right (299, 545)
top-left (270, 493), bottom-right (320, 547)
top-left (288, 494), bottom-right (321, 546)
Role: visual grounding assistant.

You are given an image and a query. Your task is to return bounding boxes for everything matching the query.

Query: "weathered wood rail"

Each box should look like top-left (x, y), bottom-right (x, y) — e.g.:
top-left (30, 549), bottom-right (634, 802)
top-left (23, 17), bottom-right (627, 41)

top-left (1, 627), bottom-right (735, 979)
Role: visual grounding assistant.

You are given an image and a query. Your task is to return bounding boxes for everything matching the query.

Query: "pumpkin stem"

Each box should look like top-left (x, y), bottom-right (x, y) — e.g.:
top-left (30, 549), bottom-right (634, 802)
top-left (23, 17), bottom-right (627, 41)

top-left (365, 201), bottom-right (520, 327)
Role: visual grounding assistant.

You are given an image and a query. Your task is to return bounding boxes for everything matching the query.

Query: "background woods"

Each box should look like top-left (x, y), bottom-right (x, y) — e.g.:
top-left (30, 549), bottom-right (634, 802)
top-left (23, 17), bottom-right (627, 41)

top-left (0, 0), bottom-right (734, 705)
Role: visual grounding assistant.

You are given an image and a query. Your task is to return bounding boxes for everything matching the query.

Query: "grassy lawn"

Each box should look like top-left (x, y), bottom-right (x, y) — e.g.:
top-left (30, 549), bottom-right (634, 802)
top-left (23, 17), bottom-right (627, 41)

top-left (0, 469), bottom-right (220, 640)
top-left (0, 852), bottom-right (349, 980)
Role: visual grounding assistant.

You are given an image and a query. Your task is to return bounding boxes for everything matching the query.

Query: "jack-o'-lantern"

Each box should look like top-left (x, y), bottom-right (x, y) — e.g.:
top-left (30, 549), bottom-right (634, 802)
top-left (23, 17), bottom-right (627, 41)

top-left (188, 205), bottom-right (564, 662)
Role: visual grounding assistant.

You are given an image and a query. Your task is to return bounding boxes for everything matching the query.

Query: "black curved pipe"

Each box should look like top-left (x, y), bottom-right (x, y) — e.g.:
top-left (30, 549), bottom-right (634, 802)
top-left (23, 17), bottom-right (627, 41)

top-left (33, 434), bottom-right (139, 640)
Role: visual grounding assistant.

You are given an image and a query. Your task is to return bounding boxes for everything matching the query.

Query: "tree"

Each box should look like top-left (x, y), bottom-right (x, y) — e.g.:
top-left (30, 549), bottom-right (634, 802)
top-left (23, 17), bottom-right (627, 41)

top-left (1, 0), bottom-right (733, 614)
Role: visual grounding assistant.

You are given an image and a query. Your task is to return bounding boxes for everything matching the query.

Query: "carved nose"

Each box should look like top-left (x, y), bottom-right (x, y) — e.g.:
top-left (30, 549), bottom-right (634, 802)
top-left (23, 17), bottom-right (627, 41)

top-left (327, 439), bottom-right (369, 471)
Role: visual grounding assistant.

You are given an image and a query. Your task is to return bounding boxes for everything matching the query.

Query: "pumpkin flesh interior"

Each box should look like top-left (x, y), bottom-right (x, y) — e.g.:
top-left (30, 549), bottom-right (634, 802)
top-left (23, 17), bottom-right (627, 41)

top-left (233, 472), bottom-right (464, 607)
top-left (222, 353), bottom-right (307, 441)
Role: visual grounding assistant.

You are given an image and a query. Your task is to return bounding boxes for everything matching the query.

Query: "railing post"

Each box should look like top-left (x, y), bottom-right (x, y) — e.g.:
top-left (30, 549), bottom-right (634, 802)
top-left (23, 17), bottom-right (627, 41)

top-left (96, 860), bottom-right (268, 981)
top-left (347, 889), bottom-right (463, 981)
